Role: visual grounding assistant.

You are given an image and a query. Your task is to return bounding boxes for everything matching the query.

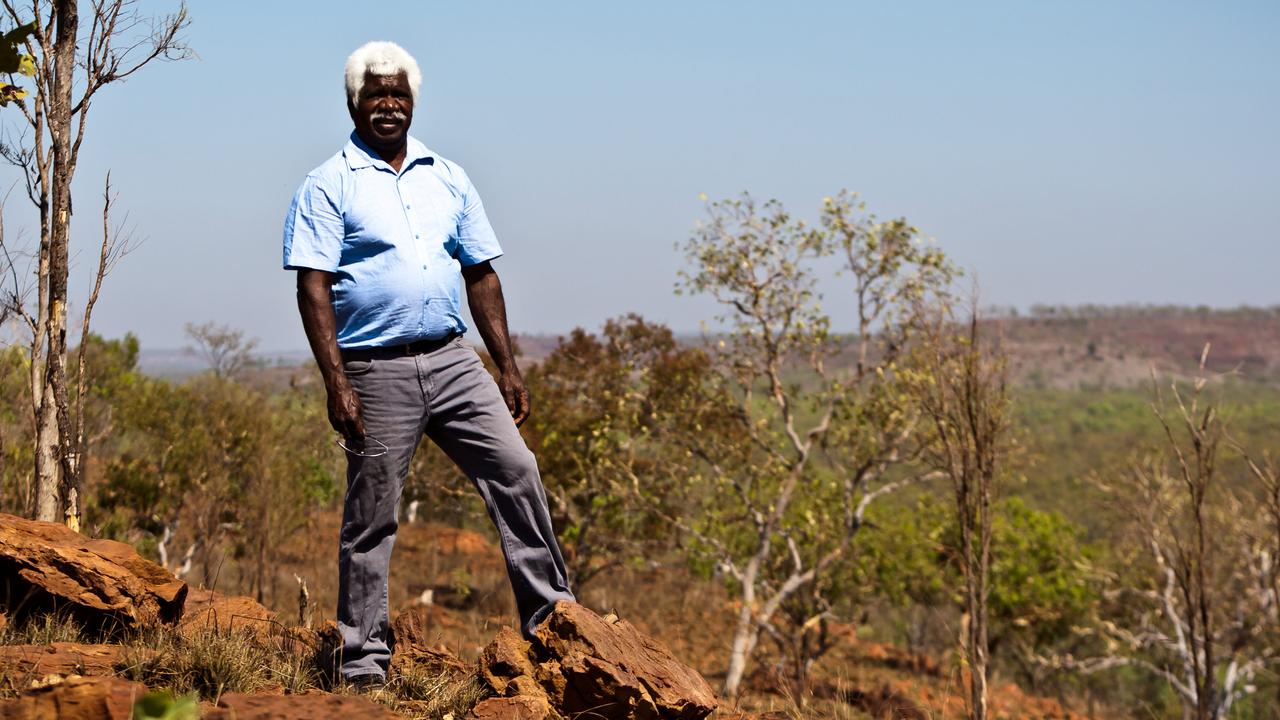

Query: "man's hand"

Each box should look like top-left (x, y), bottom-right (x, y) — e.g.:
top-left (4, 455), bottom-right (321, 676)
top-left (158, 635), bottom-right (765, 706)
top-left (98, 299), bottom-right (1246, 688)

top-left (499, 371), bottom-right (531, 427)
top-left (297, 268), bottom-right (368, 440)
top-left (463, 261), bottom-right (532, 427)
top-left (328, 381), bottom-right (367, 440)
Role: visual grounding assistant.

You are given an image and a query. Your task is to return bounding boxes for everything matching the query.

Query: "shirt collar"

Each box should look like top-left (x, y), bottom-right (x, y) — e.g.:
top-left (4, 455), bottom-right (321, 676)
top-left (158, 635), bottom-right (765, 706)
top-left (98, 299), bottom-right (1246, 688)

top-left (344, 131), bottom-right (435, 172)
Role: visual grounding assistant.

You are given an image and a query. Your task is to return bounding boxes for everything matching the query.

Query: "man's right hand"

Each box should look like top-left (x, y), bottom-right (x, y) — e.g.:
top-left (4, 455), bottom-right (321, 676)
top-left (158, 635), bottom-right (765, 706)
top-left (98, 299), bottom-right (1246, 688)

top-left (298, 268), bottom-right (368, 442)
top-left (328, 381), bottom-right (367, 440)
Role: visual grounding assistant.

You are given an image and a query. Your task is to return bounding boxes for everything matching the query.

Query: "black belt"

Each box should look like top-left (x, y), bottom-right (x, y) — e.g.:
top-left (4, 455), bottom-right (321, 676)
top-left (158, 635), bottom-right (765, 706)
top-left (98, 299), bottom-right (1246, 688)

top-left (340, 332), bottom-right (461, 362)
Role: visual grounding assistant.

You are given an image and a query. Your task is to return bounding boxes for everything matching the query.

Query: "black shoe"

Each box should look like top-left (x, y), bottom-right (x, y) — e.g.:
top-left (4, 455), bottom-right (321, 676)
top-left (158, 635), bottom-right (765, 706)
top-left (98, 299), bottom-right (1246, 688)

top-left (345, 673), bottom-right (386, 693)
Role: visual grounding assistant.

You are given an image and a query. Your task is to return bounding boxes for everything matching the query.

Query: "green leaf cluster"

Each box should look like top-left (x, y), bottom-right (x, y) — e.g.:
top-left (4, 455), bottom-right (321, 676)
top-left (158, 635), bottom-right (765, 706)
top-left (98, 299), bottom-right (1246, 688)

top-left (0, 22), bottom-right (36, 106)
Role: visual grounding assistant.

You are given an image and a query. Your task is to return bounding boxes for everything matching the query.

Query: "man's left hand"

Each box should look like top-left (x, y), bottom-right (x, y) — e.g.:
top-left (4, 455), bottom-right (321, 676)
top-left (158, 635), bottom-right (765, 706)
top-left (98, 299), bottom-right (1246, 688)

top-left (499, 372), bottom-right (531, 426)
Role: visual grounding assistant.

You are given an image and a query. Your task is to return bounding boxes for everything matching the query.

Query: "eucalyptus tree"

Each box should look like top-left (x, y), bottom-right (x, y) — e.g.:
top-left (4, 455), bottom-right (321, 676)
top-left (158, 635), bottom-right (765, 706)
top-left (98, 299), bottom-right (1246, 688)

top-left (672, 191), bottom-right (955, 697)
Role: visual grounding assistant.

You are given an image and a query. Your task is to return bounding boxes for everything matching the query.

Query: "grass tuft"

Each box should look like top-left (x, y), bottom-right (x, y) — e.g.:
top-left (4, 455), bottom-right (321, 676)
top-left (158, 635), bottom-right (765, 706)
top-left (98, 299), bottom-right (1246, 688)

top-left (377, 662), bottom-right (486, 719)
top-left (1, 613), bottom-right (483, 718)
top-left (0, 610), bottom-right (87, 646)
top-left (115, 624), bottom-right (327, 703)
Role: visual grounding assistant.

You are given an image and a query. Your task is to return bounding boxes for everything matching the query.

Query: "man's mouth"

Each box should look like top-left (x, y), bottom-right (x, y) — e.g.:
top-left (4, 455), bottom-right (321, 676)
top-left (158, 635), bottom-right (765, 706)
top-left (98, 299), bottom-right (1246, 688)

top-left (371, 114), bottom-right (405, 133)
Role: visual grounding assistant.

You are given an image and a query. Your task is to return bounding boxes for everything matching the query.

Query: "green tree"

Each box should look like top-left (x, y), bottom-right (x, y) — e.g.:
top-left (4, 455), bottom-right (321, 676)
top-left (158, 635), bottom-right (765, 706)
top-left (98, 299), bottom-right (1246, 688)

top-left (671, 191), bottom-right (954, 697)
top-left (523, 314), bottom-right (711, 588)
top-left (95, 364), bottom-right (339, 594)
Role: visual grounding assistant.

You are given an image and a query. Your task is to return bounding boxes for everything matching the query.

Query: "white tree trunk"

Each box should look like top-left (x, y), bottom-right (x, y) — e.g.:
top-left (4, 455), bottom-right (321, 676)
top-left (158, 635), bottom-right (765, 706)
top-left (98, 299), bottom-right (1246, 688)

top-left (33, 382), bottom-right (61, 521)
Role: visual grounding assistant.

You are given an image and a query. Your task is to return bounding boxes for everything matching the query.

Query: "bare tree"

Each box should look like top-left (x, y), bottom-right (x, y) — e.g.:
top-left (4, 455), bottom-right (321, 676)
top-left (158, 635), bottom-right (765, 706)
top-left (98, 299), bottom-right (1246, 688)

top-left (909, 301), bottom-right (1010, 720)
top-left (184, 321), bottom-right (259, 380)
top-left (1038, 346), bottom-right (1277, 719)
top-left (0, 0), bottom-right (189, 525)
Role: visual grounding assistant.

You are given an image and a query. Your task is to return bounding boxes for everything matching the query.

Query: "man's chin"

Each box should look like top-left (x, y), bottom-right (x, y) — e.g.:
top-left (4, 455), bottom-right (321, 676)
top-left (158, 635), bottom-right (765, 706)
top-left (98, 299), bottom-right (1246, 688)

top-left (372, 129), bottom-right (406, 145)
top-left (359, 129), bottom-right (408, 155)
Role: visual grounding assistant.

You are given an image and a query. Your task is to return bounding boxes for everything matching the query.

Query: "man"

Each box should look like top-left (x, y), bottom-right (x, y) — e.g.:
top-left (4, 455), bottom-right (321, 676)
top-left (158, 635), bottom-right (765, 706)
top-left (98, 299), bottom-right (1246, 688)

top-left (282, 41), bottom-right (575, 686)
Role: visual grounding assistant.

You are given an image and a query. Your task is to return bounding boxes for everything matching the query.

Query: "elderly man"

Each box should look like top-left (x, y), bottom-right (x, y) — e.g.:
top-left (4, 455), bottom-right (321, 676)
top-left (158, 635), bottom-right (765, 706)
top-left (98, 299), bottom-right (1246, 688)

top-left (282, 41), bottom-right (575, 686)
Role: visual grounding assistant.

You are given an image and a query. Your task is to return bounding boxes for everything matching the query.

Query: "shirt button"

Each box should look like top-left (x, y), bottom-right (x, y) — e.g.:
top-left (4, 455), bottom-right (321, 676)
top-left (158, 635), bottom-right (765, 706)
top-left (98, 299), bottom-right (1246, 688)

top-left (415, 234), bottom-right (420, 239)
top-left (422, 264), bottom-right (427, 269)
top-left (405, 204), bottom-right (411, 209)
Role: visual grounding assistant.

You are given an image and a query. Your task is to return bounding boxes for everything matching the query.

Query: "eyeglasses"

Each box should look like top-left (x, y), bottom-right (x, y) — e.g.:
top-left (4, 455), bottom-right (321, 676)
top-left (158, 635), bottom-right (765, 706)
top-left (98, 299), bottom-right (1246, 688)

top-left (336, 435), bottom-right (390, 458)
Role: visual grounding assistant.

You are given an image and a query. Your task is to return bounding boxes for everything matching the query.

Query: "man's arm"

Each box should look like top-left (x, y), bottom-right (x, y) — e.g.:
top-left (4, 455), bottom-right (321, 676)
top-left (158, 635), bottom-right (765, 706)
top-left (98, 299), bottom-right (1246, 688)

top-left (297, 269), bottom-right (365, 439)
top-left (462, 260), bottom-right (529, 426)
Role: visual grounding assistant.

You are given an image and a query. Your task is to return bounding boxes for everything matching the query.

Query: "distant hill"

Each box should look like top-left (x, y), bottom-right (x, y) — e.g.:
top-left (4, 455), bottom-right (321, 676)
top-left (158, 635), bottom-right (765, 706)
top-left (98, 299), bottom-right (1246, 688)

top-left (513, 306), bottom-right (1280, 390)
top-left (143, 306), bottom-right (1280, 390)
top-left (991, 305), bottom-right (1280, 388)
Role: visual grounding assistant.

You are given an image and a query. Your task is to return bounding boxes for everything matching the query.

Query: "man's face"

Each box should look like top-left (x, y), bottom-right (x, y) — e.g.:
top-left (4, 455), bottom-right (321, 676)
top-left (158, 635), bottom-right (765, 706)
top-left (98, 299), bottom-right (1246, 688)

top-left (349, 71), bottom-right (414, 151)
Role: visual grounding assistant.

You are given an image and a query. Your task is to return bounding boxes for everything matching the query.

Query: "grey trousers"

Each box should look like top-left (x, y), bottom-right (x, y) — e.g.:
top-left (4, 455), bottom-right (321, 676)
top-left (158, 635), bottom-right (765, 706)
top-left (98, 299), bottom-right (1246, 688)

top-left (335, 336), bottom-right (575, 680)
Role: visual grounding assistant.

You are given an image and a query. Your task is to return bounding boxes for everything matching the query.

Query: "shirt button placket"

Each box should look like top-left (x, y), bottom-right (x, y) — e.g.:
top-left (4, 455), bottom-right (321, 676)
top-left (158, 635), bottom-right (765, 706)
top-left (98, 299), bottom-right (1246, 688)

top-left (398, 178), bottom-right (427, 336)
top-left (402, 179), bottom-right (432, 328)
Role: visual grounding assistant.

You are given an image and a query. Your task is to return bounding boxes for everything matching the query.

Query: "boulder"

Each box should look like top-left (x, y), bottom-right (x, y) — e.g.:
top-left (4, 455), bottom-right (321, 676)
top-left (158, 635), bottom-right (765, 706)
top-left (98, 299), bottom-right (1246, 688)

top-left (0, 643), bottom-right (123, 679)
top-left (475, 603), bottom-right (717, 720)
top-left (204, 690), bottom-right (403, 719)
top-left (476, 627), bottom-right (536, 694)
top-left (177, 588), bottom-right (276, 639)
top-left (387, 605), bottom-right (470, 681)
top-left (389, 603), bottom-right (461, 652)
top-left (0, 513), bottom-right (185, 632)
top-left (533, 603), bottom-right (717, 720)
top-left (468, 695), bottom-right (552, 720)
top-left (393, 644), bottom-right (470, 678)
top-left (0, 676), bottom-right (148, 720)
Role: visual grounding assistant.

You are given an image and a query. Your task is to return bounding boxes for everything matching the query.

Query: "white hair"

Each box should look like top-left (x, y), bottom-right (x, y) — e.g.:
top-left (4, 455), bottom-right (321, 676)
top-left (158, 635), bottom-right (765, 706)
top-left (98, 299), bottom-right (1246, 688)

top-left (344, 41), bottom-right (422, 104)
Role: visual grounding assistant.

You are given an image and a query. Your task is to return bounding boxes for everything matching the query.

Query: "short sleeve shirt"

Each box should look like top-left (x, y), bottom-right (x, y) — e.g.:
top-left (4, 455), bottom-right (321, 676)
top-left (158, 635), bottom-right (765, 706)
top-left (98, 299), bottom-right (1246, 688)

top-left (282, 132), bottom-right (503, 349)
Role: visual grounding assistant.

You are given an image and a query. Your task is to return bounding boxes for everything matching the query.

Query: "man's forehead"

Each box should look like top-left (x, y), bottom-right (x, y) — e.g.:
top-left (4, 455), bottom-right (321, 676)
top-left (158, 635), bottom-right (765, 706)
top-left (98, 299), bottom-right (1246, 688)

top-left (363, 70), bottom-right (409, 87)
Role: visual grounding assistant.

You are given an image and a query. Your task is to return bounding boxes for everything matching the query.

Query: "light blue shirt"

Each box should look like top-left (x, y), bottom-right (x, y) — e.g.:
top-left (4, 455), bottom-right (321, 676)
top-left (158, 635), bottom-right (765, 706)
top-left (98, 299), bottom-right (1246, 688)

top-left (283, 132), bottom-right (503, 349)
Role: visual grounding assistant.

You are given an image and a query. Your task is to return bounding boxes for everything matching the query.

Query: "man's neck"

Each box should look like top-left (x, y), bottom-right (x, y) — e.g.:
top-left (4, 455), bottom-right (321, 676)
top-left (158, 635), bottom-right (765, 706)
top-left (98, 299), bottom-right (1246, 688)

top-left (356, 131), bottom-right (408, 172)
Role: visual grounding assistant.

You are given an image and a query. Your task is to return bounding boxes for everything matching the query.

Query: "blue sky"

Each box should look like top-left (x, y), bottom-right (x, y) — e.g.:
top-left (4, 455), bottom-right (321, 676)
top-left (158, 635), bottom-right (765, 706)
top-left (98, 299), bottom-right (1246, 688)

top-left (4, 0), bottom-right (1277, 351)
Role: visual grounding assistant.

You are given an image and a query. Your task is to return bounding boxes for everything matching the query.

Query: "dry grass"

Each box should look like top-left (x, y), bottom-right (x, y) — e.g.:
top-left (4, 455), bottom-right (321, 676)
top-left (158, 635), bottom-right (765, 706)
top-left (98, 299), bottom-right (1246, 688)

top-left (0, 610), bottom-right (484, 718)
top-left (0, 609), bottom-right (86, 646)
top-left (353, 662), bottom-right (487, 720)
top-left (114, 624), bottom-right (319, 702)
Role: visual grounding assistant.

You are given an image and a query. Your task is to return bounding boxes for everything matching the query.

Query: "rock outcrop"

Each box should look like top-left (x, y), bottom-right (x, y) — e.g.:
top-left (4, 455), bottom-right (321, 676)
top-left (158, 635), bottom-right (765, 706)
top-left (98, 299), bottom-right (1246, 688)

top-left (205, 691), bottom-right (403, 719)
top-left (0, 514), bottom-right (186, 632)
top-left (477, 602), bottom-right (717, 720)
top-left (0, 676), bottom-right (147, 720)
top-left (468, 694), bottom-right (552, 720)
top-left (177, 588), bottom-right (277, 640)
top-left (389, 604), bottom-right (463, 652)
top-left (0, 643), bottom-right (124, 679)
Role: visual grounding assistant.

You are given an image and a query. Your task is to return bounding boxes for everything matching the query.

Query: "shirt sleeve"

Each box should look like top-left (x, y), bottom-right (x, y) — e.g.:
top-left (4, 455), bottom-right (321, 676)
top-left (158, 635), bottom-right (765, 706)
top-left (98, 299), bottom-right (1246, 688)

top-left (453, 167), bottom-right (504, 267)
top-left (282, 173), bottom-right (344, 272)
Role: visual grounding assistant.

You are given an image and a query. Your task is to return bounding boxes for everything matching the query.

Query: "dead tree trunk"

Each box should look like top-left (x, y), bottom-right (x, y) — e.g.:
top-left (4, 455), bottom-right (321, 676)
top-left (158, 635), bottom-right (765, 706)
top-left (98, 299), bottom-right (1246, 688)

top-left (913, 306), bottom-right (1008, 720)
top-left (1, 0), bottom-right (190, 524)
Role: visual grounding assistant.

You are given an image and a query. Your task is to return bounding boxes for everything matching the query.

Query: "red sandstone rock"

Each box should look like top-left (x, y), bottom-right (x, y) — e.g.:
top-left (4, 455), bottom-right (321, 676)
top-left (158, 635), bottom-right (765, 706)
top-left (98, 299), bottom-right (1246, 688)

top-left (389, 603), bottom-right (463, 651)
top-left (205, 690), bottom-right (402, 719)
top-left (177, 588), bottom-right (277, 639)
top-left (475, 603), bottom-right (717, 720)
top-left (0, 676), bottom-right (148, 720)
top-left (533, 602), bottom-right (717, 719)
top-left (0, 513), bottom-right (186, 631)
top-left (468, 695), bottom-right (552, 720)
top-left (476, 627), bottom-right (537, 694)
top-left (0, 643), bottom-right (124, 679)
